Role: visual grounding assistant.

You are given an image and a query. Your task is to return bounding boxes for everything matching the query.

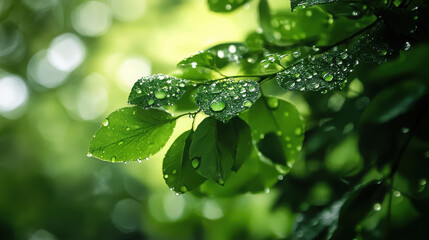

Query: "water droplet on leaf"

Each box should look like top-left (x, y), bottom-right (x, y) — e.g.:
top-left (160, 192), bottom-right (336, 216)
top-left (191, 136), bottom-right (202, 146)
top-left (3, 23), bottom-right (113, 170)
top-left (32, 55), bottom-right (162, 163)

top-left (155, 90), bottom-right (166, 99)
top-left (102, 119), bottom-right (109, 127)
top-left (191, 158), bottom-right (200, 169)
top-left (210, 100), bottom-right (226, 112)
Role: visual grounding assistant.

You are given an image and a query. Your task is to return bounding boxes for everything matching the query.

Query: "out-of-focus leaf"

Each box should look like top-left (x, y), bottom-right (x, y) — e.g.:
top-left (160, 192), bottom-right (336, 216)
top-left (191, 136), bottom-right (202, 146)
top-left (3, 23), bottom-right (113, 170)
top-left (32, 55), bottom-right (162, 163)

top-left (361, 81), bottom-right (426, 123)
top-left (189, 117), bottom-right (251, 185)
top-left (208, 0), bottom-right (249, 13)
top-left (89, 107), bottom-right (175, 162)
top-left (240, 97), bottom-right (304, 167)
top-left (368, 44), bottom-right (429, 82)
top-left (177, 43), bottom-right (249, 80)
top-left (128, 74), bottom-right (188, 108)
top-left (206, 43), bottom-right (248, 68)
top-left (195, 80), bottom-right (260, 122)
top-left (292, 197), bottom-right (347, 240)
top-left (177, 51), bottom-right (215, 80)
top-left (163, 131), bottom-right (207, 193)
top-left (260, 5), bottom-right (329, 46)
top-left (329, 181), bottom-right (387, 239)
top-left (258, 0), bottom-right (274, 43)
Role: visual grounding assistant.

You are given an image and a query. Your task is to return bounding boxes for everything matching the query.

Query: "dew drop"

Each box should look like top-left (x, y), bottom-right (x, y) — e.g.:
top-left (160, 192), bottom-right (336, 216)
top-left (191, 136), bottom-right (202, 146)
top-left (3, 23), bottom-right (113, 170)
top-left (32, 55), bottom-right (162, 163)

top-left (225, 4), bottom-right (232, 10)
top-left (295, 127), bottom-right (302, 136)
top-left (379, 49), bottom-right (388, 56)
top-left (147, 99), bottom-right (155, 106)
top-left (373, 203), bottom-right (381, 211)
top-left (210, 100), bottom-right (226, 112)
top-left (341, 52), bottom-right (348, 59)
top-left (267, 98), bottom-right (279, 109)
top-left (228, 45), bottom-right (237, 53)
top-left (87, 153), bottom-right (93, 157)
top-left (136, 88), bottom-right (142, 94)
top-left (393, 191), bottom-right (401, 197)
top-left (164, 174), bottom-right (169, 179)
top-left (137, 158), bottom-right (142, 163)
top-left (102, 119), bottom-right (109, 127)
top-left (324, 74), bottom-right (334, 82)
top-left (191, 158), bottom-right (200, 169)
top-left (404, 41), bottom-right (411, 51)
top-left (126, 127), bottom-right (130, 131)
top-left (243, 101), bottom-right (252, 107)
top-left (111, 156), bottom-right (116, 162)
top-left (180, 186), bottom-right (187, 192)
top-left (155, 90), bottom-right (166, 99)
top-left (293, 51), bottom-right (300, 58)
top-left (216, 178), bottom-right (224, 185)
top-left (118, 141), bottom-right (123, 145)
top-left (172, 169), bottom-right (177, 175)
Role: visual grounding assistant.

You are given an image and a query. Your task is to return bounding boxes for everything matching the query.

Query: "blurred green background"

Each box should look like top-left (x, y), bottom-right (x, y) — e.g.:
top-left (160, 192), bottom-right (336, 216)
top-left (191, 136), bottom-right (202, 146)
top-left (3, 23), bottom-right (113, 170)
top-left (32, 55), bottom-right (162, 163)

top-left (0, 0), bottom-right (294, 239)
top-left (1, 0), bottom-right (429, 239)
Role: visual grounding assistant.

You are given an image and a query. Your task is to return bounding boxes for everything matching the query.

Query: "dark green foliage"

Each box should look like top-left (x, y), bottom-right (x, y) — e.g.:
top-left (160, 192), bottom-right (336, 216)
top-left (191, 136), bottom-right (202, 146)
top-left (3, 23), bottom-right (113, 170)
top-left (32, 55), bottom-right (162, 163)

top-left (241, 97), bottom-right (304, 167)
top-left (189, 117), bottom-right (252, 185)
top-left (163, 131), bottom-right (206, 193)
top-left (128, 74), bottom-right (188, 108)
top-left (195, 80), bottom-right (260, 122)
top-left (361, 80), bottom-right (426, 123)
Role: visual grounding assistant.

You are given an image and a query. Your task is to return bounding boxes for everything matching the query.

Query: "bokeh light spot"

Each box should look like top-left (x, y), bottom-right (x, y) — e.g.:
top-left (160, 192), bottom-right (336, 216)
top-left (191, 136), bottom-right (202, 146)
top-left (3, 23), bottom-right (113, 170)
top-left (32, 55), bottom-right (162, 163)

top-left (110, 0), bottom-right (146, 22)
top-left (0, 73), bottom-right (28, 119)
top-left (72, 1), bottom-right (112, 37)
top-left (48, 33), bottom-right (86, 72)
top-left (117, 56), bottom-right (151, 92)
top-left (28, 50), bottom-right (69, 88)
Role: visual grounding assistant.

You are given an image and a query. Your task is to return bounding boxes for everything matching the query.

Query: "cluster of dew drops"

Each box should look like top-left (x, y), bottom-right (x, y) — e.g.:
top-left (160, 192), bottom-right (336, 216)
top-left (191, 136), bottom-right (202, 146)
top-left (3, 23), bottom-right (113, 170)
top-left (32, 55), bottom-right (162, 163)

top-left (131, 74), bottom-right (187, 108)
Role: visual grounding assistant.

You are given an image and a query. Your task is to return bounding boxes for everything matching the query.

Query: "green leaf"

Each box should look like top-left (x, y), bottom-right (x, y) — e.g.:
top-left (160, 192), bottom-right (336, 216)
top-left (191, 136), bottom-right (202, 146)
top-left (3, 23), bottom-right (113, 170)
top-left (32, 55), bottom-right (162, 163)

top-left (292, 181), bottom-right (387, 240)
top-left (240, 97), bottom-right (304, 167)
top-left (258, 0), bottom-right (274, 43)
top-left (290, 0), bottom-right (337, 11)
top-left (177, 51), bottom-right (215, 80)
top-left (275, 48), bottom-right (357, 93)
top-left (162, 131), bottom-right (206, 193)
top-left (195, 80), bottom-right (260, 122)
top-left (189, 117), bottom-right (251, 185)
top-left (88, 107), bottom-right (176, 162)
top-left (177, 43), bottom-right (249, 80)
top-left (361, 80), bottom-right (426, 123)
top-left (206, 43), bottom-right (249, 68)
top-left (352, 22), bottom-right (394, 65)
top-left (208, 0), bottom-right (249, 13)
top-left (329, 181), bottom-right (387, 239)
top-left (230, 117), bottom-right (253, 171)
top-left (292, 197), bottom-right (347, 240)
top-left (128, 74), bottom-right (188, 108)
